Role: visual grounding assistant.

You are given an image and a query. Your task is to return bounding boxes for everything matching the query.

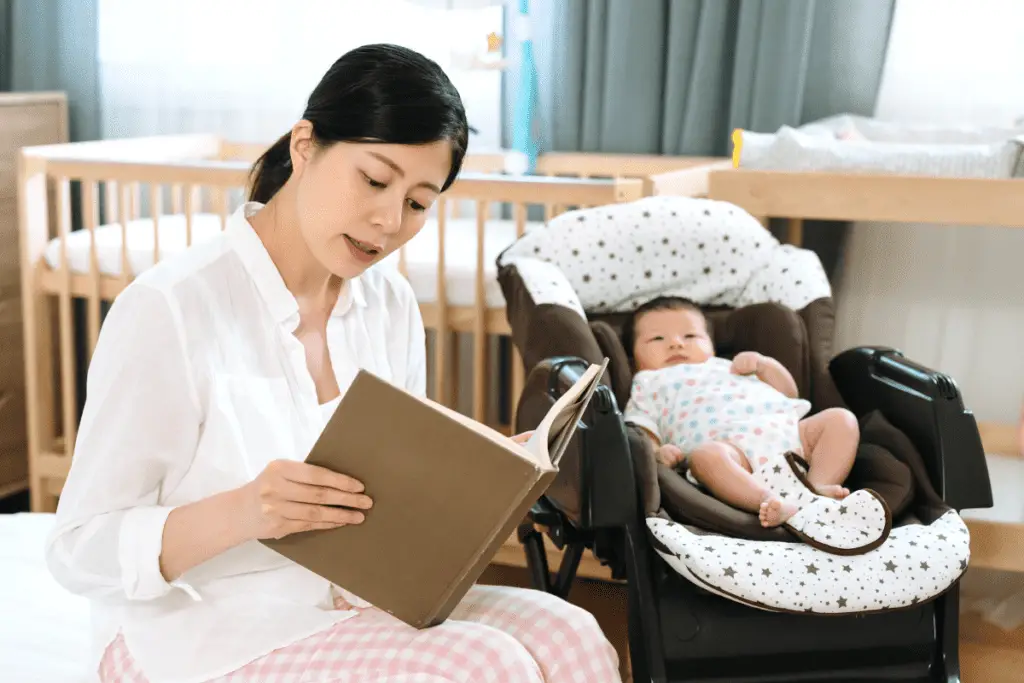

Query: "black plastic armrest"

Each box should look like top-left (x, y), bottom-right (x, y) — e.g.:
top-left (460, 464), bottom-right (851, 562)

top-left (541, 356), bottom-right (639, 529)
top-left (829, 346), bottom-right (993, 511)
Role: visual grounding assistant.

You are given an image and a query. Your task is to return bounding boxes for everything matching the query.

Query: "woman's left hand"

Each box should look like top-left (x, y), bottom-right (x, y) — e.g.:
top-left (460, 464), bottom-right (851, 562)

top-left (510, 431), bottom-right (534, 445)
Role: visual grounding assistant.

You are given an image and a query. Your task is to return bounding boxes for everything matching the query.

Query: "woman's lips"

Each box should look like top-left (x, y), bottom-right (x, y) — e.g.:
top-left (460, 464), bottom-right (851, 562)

top-left (343, 234), bottom-right (381, 264)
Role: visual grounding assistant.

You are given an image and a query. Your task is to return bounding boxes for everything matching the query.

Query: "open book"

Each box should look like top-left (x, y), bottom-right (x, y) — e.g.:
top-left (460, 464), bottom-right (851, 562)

top-left (262, 358), bottom-right (608, 628)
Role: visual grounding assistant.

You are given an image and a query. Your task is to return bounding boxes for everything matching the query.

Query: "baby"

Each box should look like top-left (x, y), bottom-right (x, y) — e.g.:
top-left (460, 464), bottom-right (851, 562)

top-left (622, 296), bottom-right (860, 528)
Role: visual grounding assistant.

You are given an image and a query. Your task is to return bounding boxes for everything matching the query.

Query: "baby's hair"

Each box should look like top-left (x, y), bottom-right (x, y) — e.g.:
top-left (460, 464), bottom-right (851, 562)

top-left (622, 296), bottom-right (705, 362)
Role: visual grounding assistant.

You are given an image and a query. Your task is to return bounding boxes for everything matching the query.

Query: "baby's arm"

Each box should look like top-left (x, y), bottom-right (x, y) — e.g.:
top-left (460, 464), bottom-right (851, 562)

top-left (624, 376), bottom-right (685, 467)
top-left (755, 355), bottom-right (799, 399)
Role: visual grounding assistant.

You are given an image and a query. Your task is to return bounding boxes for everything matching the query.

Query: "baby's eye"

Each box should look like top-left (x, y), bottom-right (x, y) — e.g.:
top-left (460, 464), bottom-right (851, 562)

top-left (363, 173), bottom-right (387, 189)
top-left (408, 199), bottom-right (427, 212)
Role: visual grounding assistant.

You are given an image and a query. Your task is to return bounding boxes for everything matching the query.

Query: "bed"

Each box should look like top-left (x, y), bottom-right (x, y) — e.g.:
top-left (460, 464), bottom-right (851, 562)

top-left (17, 134), bottom-right (728, 512)
top-left (0, 512), bottom-right (95, 683)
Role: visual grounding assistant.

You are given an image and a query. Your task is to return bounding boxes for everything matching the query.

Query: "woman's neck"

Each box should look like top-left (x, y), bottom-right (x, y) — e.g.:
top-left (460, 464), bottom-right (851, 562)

top-left (249, 188), bottom-right (342, 315)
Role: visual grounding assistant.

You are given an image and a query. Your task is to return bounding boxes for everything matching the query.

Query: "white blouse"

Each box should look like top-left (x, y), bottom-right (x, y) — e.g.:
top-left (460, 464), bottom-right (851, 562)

top-left (45, 203), bottom-right (427, 683)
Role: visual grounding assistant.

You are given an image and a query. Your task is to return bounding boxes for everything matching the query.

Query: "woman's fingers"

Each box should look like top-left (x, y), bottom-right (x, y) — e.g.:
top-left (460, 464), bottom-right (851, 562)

top-left (275, 500), bottom-right (366, 526)
top-left (269, 459), bottom-right (365, 493)
top-left (275, 478), bottom-right (373, 510)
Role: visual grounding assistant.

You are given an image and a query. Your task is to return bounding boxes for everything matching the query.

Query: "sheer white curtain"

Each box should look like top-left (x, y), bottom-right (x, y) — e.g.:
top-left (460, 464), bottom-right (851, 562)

top-left (833, 0), bottom-right (1024, 430)
top-left (97, 0), bottom-right (505, 149)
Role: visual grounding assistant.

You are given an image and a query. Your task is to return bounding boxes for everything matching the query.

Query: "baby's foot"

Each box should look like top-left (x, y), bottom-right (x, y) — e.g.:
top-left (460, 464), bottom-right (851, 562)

top-left (813, 484), bottom-right (850, 500)
top-left (759, 496), bottom-right (799, 528)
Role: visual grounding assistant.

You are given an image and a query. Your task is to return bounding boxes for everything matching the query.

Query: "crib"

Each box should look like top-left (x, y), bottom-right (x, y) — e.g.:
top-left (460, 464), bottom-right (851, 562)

top-left (17, 134), bottom-right (728, 512)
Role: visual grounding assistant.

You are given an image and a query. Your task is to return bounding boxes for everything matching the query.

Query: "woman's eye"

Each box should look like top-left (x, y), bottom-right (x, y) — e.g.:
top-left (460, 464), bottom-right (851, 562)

top-left (363, 173), bottom-right (387, 189)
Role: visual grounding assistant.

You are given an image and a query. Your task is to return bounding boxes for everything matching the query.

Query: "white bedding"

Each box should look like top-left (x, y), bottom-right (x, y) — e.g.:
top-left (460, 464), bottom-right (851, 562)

top-left (42, 213), bottom-right (545, 309)
top-left (0, 512), bottom-right (95, 683)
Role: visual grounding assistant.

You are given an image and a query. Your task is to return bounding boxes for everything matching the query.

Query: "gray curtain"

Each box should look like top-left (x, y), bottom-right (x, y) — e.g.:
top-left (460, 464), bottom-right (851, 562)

top-left (504, 0), bottom-right (895, 281)
top-left (0, 0), bottom-right (100, 142)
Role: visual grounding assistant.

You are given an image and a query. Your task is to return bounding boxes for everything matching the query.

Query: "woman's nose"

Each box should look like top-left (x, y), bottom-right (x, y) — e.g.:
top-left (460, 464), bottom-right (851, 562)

top-left (372, 200), bottom-right (403, 235)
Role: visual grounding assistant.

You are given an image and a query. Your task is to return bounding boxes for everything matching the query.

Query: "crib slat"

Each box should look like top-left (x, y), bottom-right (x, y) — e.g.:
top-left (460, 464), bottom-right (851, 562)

top-left (104, 180), bottom-right (118, 224)
top-left (151, 184), bottom-right (162, 264)
top-left (433, 199), bottom-right (450, 406)
top-left (130, 182), bottom-right (141, 220)
top-left (509, 202), bottom-right (528, 425)
top-left (120, 185), bottom-right (131, 286)
top-left (215, 187), bottom-right (228, 229)
top-left (184, 184), bottom-right (194, 246)
top-left (83, 182), bottom-right (102, 357)
top-left (56, 178), bottom-right (77, 461)
top-left (787, 218), bottom-right (804, 246)
top-left (472, 200), bottom-right (487, 424)
top-left (171, 184), bottom-right (183, 214)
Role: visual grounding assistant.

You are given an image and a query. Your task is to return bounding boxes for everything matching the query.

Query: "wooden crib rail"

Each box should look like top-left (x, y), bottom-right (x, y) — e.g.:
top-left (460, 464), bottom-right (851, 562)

top-left (534, 152), bottom-right (720, 178)
top-left (649, 158), bottom-right (732, 197)
top-left (20, 134), bottom-right (224, 162)
top-left (708, 169), bottom-right (1024, 229)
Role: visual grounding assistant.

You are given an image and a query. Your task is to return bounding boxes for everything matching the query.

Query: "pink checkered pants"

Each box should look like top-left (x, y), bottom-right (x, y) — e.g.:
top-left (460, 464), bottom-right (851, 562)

top-left (99, 584), bottom-right (622, 682)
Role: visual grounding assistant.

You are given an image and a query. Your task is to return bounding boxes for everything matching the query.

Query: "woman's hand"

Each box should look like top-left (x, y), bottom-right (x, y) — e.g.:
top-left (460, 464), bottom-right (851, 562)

top-left (509, 431), bottom-right (534, 446)
top-left (235, 459), bottom-right (373, 541)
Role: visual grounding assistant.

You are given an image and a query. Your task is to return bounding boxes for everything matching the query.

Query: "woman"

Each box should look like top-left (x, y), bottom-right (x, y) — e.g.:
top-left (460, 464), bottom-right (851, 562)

top-left (46, 44), bottom-right (622, 683)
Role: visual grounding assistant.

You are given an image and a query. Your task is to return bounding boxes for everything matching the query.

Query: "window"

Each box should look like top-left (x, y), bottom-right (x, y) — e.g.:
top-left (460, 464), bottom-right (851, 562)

top-left (97, 0), bottom-right (505, 149)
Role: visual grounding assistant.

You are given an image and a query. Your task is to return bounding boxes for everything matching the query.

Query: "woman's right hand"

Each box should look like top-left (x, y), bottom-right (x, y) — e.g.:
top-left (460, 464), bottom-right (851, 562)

top-left (235, 459), bottom-right (373, 541)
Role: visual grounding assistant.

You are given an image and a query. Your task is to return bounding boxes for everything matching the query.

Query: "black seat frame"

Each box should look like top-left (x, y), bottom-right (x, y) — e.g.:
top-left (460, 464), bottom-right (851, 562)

top-left (515, 346), bottom-right (994, 683)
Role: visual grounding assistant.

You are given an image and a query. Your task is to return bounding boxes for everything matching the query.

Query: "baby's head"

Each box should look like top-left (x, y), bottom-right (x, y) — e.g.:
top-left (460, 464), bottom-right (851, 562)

top-left (624, 296), bottom-right (714, 371)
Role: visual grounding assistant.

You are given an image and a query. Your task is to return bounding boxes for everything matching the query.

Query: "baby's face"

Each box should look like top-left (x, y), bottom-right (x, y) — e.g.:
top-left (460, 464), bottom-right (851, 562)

top-left (632, 308), bottom-right (714, 371)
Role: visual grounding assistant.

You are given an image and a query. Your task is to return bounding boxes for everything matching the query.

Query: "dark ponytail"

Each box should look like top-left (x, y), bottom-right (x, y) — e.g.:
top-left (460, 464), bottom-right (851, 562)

top-left (247, 44), bottom-right (469, 203)
top-left (248, 133), bottom-right (294, 204)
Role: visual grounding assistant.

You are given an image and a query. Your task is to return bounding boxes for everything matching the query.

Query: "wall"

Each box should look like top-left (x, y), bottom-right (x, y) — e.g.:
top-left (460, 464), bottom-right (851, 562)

top-left (832, 0), bottom-right (1024, 427)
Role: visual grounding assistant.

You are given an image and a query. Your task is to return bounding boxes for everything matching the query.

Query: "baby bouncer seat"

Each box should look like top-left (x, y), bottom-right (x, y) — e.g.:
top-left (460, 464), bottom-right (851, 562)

top-left (495, 196), bottom-right (994, 683)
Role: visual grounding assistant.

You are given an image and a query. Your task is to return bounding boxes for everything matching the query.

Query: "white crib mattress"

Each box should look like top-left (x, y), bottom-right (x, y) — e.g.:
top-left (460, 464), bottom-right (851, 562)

top-left (0, 512), bottom-right (95, 683)
top-left (41, 214), bottom-right (543, 309)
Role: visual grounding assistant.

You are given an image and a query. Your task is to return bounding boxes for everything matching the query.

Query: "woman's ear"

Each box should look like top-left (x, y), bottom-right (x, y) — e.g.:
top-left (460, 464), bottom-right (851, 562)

top-left (288, 120), bottom-right (316, 174)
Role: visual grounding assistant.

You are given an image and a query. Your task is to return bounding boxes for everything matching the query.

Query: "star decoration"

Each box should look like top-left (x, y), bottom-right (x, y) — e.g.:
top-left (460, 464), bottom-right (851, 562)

top-left (486, 31), bottom-right (503, 53)
top-left (723, 567), bottom-right (736, 578)
top-left (839, 506), bottom-right (848, 515)
top-left (762, 568), bottom-right (772, 577)
top-left (837, 597), bottom-right (848, 608)
top-left (806, 564), bottom-right (818, 575)
top-left (920, 561), bottom-right (930, 571)
top-left (885, 561), bottom-right (897, 572)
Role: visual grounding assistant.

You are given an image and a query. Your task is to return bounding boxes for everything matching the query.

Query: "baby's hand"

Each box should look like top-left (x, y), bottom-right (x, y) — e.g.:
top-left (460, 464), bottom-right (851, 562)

top-left (656, 444), bottom-right (685, 468)
top-left (730, 351), bottom-right (763, 376)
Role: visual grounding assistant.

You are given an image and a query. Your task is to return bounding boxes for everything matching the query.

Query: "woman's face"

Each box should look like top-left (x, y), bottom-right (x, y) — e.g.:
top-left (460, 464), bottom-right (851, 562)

top-left (288, 122), bottom-right (453, 279)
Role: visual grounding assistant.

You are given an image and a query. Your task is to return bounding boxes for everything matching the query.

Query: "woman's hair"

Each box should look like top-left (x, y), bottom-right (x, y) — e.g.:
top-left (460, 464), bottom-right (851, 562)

top-left (248, 43), bottom-right (469, 203)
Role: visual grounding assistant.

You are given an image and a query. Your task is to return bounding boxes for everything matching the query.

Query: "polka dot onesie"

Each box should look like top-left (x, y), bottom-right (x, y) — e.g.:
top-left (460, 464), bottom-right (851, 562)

top-left (624, 357), bottom-right (812, 481)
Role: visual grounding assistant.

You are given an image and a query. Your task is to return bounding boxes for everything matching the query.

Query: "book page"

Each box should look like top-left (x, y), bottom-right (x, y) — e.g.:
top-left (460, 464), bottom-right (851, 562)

top-left (522, 359), bottom-right (608, 469)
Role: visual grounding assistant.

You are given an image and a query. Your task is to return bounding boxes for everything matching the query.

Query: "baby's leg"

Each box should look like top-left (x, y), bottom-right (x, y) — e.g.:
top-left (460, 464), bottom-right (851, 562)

top-left (798, 408), bottom-right (860, 499)
top-left (688, 441), bottom-right (798, 527)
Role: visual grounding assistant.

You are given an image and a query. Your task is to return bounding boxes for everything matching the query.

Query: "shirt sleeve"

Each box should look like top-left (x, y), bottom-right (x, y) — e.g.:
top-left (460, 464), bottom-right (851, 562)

top-left (623, 373), bottom-right (662, 443)
top-left (45, 282), bottom-right (203, 604)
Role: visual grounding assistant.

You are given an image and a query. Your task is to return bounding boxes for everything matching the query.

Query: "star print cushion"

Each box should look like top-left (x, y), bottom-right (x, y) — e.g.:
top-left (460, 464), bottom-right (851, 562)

top-left (495, 195), bottom-right (830, 315)
top-left (754, 451), bottom-right (892, 556)
top-left (646, 509), bottom-right (970, 615)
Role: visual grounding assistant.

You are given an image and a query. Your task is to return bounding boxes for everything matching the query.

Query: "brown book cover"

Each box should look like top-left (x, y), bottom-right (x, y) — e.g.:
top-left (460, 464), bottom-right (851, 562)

top-left (261, 358), bottom-right (608, 628)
